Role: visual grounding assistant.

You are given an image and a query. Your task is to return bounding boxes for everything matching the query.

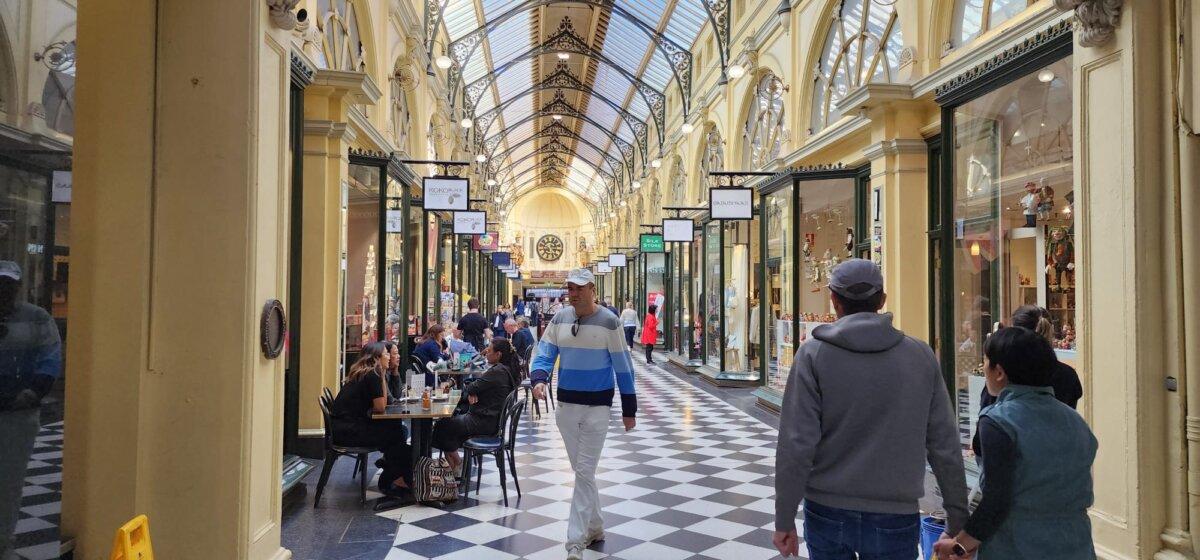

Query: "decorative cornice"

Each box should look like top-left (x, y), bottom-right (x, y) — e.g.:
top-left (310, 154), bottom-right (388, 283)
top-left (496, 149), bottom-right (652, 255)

top-left (304, 120), bottom-right (356, 144)
top-left (311, 69), bottom-right (383, 105)
top-left (290, 50), bottom-right (316, 87)
top-left (1054, 0), bottom-right (1122, 48)
top-left (348, 147), bottom-right (390, 162)
top-left (835, 83), bottom-right (915, 114)
top-left (933, 18), bottom-right (1072, 101)
top-left (779, 115), bottom-right (870, 166)
top-left (347, 106), bottom-right (394, 153)
top-left (862, 139), bottom-right (929, 161)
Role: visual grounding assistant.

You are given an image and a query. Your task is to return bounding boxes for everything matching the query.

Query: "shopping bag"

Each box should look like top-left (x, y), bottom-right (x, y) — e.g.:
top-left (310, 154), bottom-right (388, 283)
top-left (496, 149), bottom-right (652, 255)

top-left (413, 455), bottom-right (459, 503)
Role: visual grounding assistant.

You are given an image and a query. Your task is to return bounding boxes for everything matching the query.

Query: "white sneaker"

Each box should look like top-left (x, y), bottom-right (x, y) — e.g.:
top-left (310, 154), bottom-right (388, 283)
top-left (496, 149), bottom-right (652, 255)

top-left (584, 528), bottom-right (605, 546)
top-left (566, 544), bottom-right (585, 560)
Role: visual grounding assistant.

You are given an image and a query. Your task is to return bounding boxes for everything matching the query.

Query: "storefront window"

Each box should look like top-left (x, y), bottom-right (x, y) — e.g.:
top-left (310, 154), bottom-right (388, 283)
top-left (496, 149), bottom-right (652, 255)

top-left (406, 204), bottom-right (422, 336)
top-left (439, 230), bottom-right (454, 326)
top-left (674, 245), bottom-right (690, 354)
top-left (645, 253), bottom-right (666, 343)
top-left (0, 164), bottom-right (51, 309)
top-left (704, 221), bottom-right (721, 365)
top-left (691, 232), bottom-right (704, 359)
top-left (797, 177), bottom-right (856, 350)
top-left (950, 57), bottom-right (1075, 464)
top-left (384, 176), bottom-right (404, 344)
top-left (723, 220), bottom-right (752, 371)
top-left (765, 186), bottom-right (794, 391)
top-left (344, 162), bottom-right (381, 368)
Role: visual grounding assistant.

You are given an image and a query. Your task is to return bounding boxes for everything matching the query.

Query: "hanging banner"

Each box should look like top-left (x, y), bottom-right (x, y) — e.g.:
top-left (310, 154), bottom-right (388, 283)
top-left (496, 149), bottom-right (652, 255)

top-left (386, 209), bottom-right (404, 233)
top-left (473, 231), bottom-right (499, 252)
top-left (491, 251), bottom-right (511, 267)
top-left (422, 177), bottom-right (469, 211)
top-left (639, 233), bottom-right (665, 253)
top-left (608, 253), bottom-right (628, 267)
top-left (596, 261), bottom-right (613, 274)
top-left (662, 218), bottom-right (693, 242)
top-left (710, 187), bottom-right (754, 220)
top-left (453, 210), bottom-right (486, 235)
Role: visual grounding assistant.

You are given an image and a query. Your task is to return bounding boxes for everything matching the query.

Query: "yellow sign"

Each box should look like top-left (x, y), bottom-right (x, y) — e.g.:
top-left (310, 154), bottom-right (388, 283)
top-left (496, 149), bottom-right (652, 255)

top-left (110, 515), bottom-right (154, 560)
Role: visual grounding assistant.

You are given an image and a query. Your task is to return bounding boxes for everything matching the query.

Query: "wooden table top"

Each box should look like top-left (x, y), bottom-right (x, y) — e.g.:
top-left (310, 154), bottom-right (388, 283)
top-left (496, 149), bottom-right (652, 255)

top-left (372, 401), bottom-right (458, 419)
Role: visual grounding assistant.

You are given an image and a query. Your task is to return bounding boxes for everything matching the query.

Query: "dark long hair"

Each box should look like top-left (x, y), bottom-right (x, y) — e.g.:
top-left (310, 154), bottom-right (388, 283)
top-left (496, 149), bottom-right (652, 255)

top-left (488, 337), bottom-right (522, 386)
top-left (1010, 305), bottom-right (1055, 344)
top-left (382, 340), bottom-right (399, 374)
top-left (346, 341), bottom-right (387, 384)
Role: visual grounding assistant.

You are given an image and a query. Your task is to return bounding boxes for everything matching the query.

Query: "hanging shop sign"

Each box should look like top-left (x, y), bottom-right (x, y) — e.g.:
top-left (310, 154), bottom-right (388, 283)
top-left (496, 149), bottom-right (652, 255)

top-left (386, 209), bottom-right (404, 233)
top-left (662, 218), bottom-right (693, 242)
top-left (474, 231), bottom-right (499, 252)
top-left (639, 233), bottom-right (665, 253)
top-left (453, 210), bottom-right (486, 235)
top-left (52, 170), bottom-right (72, 203)
top-left (491, 251), bottom-right (511, 267)
top-left (710, 187), bottom-right (754, 220)
top-left (530, 270), bottom-right (569, 282)
top-left (422, 177), bottom-right (469, 211)
top-left (505, 271), bottom-right (520, 279)
top-left (608, 253), bottom-right (628, 267)
top-left (597, 261), bottom-right (613, 274)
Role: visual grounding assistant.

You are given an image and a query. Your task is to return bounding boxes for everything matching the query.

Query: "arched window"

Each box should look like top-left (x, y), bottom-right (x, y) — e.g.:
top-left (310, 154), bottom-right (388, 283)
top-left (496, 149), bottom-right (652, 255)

top-left (316, 0), bottom-right (365, 72)
top-left (701, 127), bottom-right (724, 192)
top-left (743, 73), bottom-right (787, 169)
top-left (953, 0), bottom-right (1032, 48)
top-left (810, 0), bottom-right (903, 134)
top-left (670, 156), bottom-right (686, 205)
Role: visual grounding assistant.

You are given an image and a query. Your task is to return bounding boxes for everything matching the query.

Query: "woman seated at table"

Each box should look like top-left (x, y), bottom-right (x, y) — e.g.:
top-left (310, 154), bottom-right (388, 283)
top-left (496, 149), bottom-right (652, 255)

top-left (413, 324), bottom-right (450, 387)
top-left (330, 341), bottom-right (413, 497)
top-left (431, 337), bottom-right (521, 472)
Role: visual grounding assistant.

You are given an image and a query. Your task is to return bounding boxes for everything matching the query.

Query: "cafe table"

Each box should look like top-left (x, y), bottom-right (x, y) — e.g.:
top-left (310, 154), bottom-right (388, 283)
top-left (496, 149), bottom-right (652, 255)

top-left (371, 399), bottom-right (458, 511)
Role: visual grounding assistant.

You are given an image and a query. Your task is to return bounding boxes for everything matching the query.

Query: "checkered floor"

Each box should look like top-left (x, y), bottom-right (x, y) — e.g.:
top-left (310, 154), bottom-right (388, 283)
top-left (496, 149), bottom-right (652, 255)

top-left (373, 352), bottom-right (797, 560)
top-left (12, 421), bottom-right (63, 560)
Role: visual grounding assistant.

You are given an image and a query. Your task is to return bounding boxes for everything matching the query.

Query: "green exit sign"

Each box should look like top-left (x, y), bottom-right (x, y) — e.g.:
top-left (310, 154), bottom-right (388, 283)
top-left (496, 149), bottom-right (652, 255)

top-left (639, 233), bottom-right (664, 253)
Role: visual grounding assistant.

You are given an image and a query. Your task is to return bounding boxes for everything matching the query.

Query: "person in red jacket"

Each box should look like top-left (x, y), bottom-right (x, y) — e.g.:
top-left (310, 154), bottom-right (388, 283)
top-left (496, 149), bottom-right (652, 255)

top-left (641, 304), bottom-right (659, 364)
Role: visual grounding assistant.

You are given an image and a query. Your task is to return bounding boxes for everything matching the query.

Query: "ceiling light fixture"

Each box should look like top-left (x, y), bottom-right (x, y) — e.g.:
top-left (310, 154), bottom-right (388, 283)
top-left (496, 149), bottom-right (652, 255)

top-left (681, 123), bottom-right (694, 134)
top-left (1038, 69), bottom-right (1055, 83)
top-left (621, 200), bottom-right (627, 207)
top-left (552, 114), bottom-right (563, 120)
top-left (435, 55), bottom-right (453, 69)
top-left (557, 52), bottom-right (570, 60)
top-left (487, 179), bottom-right (497, 186)
top-left (651, 159), bottom-right (662, 168)
top-left (632, 181), bottom-right (641, 189)
top-left (460, 118), bottom-right (473, 128)
top-left (727, 64), bottom-right (746, 80)
top-left (476, 154), bottom-right (487, 162)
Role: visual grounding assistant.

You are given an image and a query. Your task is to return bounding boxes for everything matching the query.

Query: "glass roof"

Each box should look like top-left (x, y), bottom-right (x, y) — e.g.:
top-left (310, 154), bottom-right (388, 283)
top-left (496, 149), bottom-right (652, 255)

top-left (439, 0), bottom-right (711, 202)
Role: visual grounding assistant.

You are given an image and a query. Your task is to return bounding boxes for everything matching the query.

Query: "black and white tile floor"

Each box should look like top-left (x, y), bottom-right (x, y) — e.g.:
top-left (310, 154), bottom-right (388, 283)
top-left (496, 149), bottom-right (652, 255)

top-left (11, 421), bottom-right (63, 560)
top-left (353, 352), bottom-right (797, 560)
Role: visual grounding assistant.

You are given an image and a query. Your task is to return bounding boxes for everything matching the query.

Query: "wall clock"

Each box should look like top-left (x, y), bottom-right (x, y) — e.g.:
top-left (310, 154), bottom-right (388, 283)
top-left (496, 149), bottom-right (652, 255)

top-left (536, 234), bottom-right (564, 262)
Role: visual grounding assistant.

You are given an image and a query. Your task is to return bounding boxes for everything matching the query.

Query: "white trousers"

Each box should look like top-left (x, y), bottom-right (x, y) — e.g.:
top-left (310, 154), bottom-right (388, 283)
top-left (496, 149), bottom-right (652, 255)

top-left (555, 402), bottom-right (610, 549)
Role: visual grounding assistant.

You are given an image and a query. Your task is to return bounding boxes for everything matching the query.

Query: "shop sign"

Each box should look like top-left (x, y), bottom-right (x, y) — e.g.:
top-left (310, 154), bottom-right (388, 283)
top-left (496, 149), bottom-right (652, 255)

top-left (639, 233), bottom-right (665, 253)
top-left (386, 209), bottom-right (404, 233)
top-left (596, 261), bottom-right (613, 274)
top-left (710, 187), bottom-right (753, 220)
top-left (530, 270), bottom-right (569, 282)
top-left (608, 253), bottom-right (627, 267)
top-left (453, 210), bottom-right (486, 235)
top-left (505, 271), bottom-right (519, 279)
top-left (474, 232), bottom-right (499, 252)
top-left (491, 251), bottom-right (511, 267)
top-left (52, 170), bottom-right (71, 203)
top-left (662, 218), bottom-right (693, 242)
top-left (422, 177), bottom-right (469, 211)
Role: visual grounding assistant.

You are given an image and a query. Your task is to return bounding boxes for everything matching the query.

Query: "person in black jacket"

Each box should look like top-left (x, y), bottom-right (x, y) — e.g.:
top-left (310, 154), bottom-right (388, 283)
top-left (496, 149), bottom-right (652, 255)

top-left (510, 317), bottom-right (535, 363)
top-left (458, 298), bottom-right (489, 351)
top-left (431, 337), bottom-right (520, 472)
top-left (330, 342), bottom-right (412, 497)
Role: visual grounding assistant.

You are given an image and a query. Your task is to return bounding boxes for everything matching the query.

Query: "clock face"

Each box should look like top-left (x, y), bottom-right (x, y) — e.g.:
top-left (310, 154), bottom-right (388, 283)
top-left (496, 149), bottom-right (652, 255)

top-left (536, 234), bottom-right (564, 262)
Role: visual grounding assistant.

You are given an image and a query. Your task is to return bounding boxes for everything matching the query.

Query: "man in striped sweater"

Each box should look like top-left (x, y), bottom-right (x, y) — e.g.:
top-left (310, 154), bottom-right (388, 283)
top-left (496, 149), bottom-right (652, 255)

top-left (530, 268), bottom-right (637, 560)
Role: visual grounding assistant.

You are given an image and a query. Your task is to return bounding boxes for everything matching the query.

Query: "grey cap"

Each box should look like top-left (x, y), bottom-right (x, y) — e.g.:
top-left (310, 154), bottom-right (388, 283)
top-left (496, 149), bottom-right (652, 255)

top-left (0, 261), bottom-right (20, 281)
top-left (828, 258), bottom-right (883, 300)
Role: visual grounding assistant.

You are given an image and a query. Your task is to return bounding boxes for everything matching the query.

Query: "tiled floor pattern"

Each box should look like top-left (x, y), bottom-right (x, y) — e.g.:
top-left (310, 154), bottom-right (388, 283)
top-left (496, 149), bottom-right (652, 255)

top-left (11, 421), bottom-right (63, 560)
top-left (357, 351), bottom-right (796, 560)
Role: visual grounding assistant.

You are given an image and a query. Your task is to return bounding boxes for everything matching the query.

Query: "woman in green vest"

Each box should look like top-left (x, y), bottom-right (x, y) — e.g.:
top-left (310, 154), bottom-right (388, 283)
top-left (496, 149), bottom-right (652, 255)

top-left (935, 327), bottom-right (1097, 559)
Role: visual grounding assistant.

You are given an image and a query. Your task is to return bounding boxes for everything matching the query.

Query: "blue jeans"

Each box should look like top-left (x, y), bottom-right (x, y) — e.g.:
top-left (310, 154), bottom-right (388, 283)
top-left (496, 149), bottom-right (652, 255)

top-left (803, 501), bottom-right (920, 560)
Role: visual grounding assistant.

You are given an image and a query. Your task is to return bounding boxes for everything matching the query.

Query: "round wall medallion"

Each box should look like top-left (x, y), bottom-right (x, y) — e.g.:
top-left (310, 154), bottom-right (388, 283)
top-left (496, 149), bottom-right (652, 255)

top-left (536, 234), bottom-right (564, 261)
top-left (261, 299), bottom-right (287, 359)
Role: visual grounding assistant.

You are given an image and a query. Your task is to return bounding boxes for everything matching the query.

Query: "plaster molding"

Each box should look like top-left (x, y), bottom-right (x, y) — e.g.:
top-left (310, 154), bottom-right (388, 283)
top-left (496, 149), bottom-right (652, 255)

top-left (835, 83), bottom-right (915, 114)
top-left (932, 18), bottom-right (1073, 101)
top-left (912, 8), bottom-right (1071, 99)
top-left (862, 139), bottom-right (930, 161)
top-left (311, 69), bottom-right (383, 105)
top-left (1054, 0), bottom-right (1122, 48)
top-left (289, 49), bottom-right (316, 87)
top-left (779, 115), bottom-right (870, 166)
top-left (266, 0), bottom-right (300, 30)
top-left (347, 106), bottom-right (395, 153)
top-left (303, 120), bottom-right (355, 144)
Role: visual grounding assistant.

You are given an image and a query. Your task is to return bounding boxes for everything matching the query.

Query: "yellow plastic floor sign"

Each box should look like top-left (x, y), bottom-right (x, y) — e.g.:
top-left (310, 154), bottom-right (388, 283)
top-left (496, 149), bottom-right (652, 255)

top-left (110, 514), bottom-right (153, 560)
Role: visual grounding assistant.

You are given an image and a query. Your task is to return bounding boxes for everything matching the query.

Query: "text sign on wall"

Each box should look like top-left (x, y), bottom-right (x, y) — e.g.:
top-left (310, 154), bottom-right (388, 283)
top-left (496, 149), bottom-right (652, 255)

top-left (386, 209), bottom-right (404, 233)
top-left (608, 253), bottom-right (628, 267)
top-left (709, 187), bottom-right (754, 220)
top-left (422, 177), bottom-right (469, 211)
top-left (639, 234), bottom-right (665, 253)
top-left (662, 218), bottom-right (693, 242)
top-left (453, 211), bottom-right (486, 235)
top-left (52, 170), bottom-right (72, 203)
top-left (596, 261), bottom-right (613, 274)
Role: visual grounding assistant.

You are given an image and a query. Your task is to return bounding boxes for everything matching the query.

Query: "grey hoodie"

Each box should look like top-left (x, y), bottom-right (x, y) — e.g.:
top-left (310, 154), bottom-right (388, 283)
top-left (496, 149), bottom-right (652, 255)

top-left (774, 312), bottom-right (968, 536)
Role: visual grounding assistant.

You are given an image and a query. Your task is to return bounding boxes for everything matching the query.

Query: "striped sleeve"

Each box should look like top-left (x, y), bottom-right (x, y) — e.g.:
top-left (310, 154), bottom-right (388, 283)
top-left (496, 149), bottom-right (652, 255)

top-left (607, 322), bottom-right (637, 417)
top-left (529, 320), bottom-right (561, 385)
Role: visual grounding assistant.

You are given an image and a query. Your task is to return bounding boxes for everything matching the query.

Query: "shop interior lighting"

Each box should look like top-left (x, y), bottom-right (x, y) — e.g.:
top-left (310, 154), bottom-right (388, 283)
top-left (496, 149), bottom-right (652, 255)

top-left (970, 241), bottom-right (981, 256)
top-left (727, 64), bottom-right (746, 79)
top-left (435, 55), bottom-right (453, 69)
top-left (1037, 69), bottom-right (1055, 83)
top-left (681, 123), bottom-right (694, 134)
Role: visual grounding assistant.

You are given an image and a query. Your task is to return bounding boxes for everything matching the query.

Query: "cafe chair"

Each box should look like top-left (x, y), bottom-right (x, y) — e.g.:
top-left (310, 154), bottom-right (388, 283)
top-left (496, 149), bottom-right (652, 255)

top-left (518, 347), bottom-right (553, 420)
top-left (313, 394), bottom-right (375, 507)
top-left (460, 390), bottom-right (526, 507)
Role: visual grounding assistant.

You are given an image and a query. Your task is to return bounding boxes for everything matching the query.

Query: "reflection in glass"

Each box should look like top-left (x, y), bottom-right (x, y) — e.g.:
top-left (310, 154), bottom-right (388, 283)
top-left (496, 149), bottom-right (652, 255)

top-left (723, 220), bottom-right (751, 371)
top-left (766, 186), bottom-right (794, 391)
top-left (645, 253), bottom-right (666, 343)
top-left (704, 222), bottom-right (721, 365)
top-left (344, 162), bottom-right (381, 372)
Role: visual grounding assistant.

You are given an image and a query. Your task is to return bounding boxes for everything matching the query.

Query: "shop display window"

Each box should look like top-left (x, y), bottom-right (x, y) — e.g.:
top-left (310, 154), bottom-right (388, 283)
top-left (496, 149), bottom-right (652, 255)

top-left (671, 247), bottom-right (685, 353)
top-left (439, 230), bottom-right (455, 326)
top-left (0, 163), bottom-right (51, 309)
top-left (722, 220), bottom-right (752, 371)
top-left (384, 176), bottom-right (405, 344)
top-left (795, 178), bottom-right (858, 375)
top-left (704, 221), bottom-right (721, 365)
top-left (765, 186), bottom-right (795, 391)
top-left (406, 204), bottom-right (423, 336)
top-left (344, 162), bottom-right (382, 368)
top-left (645, 253), bottom-right (666, 342)
top-left (949, 57), bottom-right (1075, 464)
top-left (691, 233), bottom-right (704, 359)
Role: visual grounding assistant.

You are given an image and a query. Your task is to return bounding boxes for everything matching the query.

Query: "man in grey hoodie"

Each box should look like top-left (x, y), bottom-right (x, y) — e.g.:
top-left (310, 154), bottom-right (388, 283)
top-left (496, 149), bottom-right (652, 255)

top-left (773, 259), bottom-right (968, 559)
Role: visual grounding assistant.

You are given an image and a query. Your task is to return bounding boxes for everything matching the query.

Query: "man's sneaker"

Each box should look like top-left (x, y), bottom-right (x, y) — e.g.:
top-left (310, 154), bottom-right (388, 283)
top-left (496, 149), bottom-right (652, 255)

top-left (584, 528), bottom-right (605, 546)
top-left (566, 544), bottom-right (585, 560)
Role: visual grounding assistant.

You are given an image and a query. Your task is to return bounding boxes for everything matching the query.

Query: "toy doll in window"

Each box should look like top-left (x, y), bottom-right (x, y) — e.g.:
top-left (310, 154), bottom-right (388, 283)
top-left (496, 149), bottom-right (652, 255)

top-left (1046, 226), bottom-right (1074, 291)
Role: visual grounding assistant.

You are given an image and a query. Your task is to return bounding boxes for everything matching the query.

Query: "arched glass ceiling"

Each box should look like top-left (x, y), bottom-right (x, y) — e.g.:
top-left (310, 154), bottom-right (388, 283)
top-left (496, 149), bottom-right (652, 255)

top-left (437, 0), bottom-right (710, 203)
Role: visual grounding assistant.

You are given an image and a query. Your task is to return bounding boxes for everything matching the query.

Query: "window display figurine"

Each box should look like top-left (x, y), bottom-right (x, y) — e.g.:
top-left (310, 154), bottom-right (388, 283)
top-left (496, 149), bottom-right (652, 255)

top-left (844, 228), bottom-right (854, 257)
top-left (1046, 226), bottom-right (1075, 291)
top-left (1020, 181), bottom-right (1041, 227)
top-left (1059, 323), bottom-right (1076, 350)
top-left (1037, 181), bottom-right (1056, 221)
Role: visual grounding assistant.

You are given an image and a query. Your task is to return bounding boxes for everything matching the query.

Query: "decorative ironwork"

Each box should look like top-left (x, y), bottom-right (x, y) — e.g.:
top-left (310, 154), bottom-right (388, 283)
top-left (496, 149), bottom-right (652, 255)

top-left (934, 19), bottom-right (1072, 101)
top-left (315, 0), bottom-right (366, 72)
top-left (810, 0), bottom-right (903, 133)
top-left (423, 0), bottom-right (452, 73)
top-left (743, 73), bottom-right (788, 169)
top-left (33, 41), bottom-right (76, 73)
top-left (290, 51), bottom-right (315, 87)
top-left (699, 0), bottom-right (732, 83)
top-left (488, 127), bottom-right (626, 183)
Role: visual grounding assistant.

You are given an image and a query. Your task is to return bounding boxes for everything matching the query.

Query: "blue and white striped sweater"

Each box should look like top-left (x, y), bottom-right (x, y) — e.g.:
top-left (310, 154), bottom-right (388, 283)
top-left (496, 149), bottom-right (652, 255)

top-left (529, 306), bottom-right (637, 417)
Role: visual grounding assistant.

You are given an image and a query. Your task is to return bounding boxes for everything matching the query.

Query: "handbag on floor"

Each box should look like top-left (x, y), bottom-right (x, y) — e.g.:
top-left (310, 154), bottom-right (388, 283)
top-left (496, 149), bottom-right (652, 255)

top-left (413, 456), bottom-right (459, 503)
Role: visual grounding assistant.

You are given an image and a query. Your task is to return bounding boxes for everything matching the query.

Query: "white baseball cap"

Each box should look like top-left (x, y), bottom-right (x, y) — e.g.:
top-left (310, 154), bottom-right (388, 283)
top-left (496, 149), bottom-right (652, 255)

top-left (564, 268), bottom-right (595, 287)
top-left (0, 261), bottom-right (20, 281)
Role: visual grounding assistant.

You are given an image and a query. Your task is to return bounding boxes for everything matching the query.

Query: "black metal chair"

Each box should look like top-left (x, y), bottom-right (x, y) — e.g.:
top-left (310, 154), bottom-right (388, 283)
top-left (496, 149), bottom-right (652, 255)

top-left (313, 394), bottom-right (375, 506)
top-left (460, 390), bottom-right (526, 506)
top-left (519, 346), bottom-right (554, 419)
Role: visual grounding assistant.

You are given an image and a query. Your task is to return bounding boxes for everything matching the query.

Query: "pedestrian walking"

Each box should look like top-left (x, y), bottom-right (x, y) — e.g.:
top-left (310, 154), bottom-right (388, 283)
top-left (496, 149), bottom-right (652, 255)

top-left (772, 258), bottom-right (968, 560)
top-left (619, 301), bottom-right (639, 350)
top-left (934, 327), bottom-right (1097, 559)
top-left (530, 269), bottom-right (636, 560)
top-left (457, 299), bottom-right (489, 351)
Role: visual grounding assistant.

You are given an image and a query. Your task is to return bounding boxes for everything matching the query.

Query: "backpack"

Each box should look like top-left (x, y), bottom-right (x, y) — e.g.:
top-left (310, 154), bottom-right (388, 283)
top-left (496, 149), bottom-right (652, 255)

top-left (413, 455), bottom-right (459, 503)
